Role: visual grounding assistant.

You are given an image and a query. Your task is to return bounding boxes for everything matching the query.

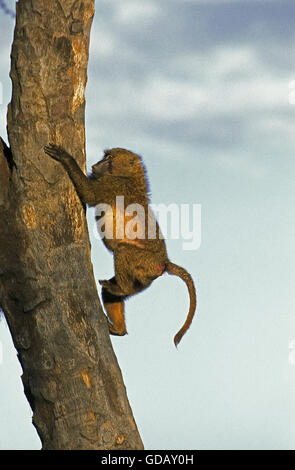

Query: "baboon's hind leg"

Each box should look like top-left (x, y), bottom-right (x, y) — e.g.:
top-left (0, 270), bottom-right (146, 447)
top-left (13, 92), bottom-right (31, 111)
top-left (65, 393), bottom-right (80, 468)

top-left (101, 277), bottom-right (127, 336)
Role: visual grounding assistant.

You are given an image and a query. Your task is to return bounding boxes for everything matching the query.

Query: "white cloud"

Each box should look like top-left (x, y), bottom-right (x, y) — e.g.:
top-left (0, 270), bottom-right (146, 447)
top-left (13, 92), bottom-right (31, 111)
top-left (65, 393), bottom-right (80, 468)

top-left (180, 0), bottom-right (277, 3)
top-left (89, 28), bottom-right (116, 57)
top-left (84, 13), bottom-right (295, 180)
top-left (139, 46), bottom-right (293, 122)
top-left (114, 1), bottom-right (161, 24)
top-left (140, 77), bottom-right (208, 120)
top-left (138, 74), bottom-right (288, 123)
top-left (209, 47), bottom-right (260, 78)
top-left (86, 42), bottom-right (294, 152)
top-left (171, 46), bottom-right (261, 81)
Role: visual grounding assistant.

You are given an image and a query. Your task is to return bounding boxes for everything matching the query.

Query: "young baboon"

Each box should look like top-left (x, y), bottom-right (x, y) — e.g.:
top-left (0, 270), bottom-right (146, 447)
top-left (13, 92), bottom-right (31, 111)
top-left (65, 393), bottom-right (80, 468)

top-left (44, 144), bottom-right (197, 346)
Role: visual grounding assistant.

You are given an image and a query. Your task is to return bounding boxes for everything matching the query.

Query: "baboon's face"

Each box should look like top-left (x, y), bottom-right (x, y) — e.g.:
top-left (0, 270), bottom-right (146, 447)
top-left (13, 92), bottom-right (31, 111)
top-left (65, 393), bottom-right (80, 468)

top-left (91, 153), bottom-right (112, 177)
top-left (91, 148), bottom-right (142, 178)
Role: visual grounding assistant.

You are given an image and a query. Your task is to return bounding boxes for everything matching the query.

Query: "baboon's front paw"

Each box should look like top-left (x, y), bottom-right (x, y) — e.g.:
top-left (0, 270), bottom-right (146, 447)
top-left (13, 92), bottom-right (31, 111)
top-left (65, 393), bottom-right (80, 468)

top-left (44, 144), bottom-right (70, 162)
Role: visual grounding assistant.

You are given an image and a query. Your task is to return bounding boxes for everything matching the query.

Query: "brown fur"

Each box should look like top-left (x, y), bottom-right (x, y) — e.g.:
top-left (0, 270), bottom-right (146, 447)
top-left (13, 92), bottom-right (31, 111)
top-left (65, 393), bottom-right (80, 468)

top-left (44, 144), bottom-right (197, 346)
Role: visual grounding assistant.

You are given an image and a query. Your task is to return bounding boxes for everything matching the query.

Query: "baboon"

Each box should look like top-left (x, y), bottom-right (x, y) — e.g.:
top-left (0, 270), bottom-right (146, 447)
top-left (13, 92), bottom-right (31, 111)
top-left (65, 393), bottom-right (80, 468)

top-left (44, 144), bottom-right (197, 346)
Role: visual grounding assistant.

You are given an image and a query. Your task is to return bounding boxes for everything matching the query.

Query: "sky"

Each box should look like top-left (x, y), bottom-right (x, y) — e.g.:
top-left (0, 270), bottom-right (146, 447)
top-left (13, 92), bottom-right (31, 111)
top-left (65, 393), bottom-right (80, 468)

top-left (0, 0), bottom-right (295, 450)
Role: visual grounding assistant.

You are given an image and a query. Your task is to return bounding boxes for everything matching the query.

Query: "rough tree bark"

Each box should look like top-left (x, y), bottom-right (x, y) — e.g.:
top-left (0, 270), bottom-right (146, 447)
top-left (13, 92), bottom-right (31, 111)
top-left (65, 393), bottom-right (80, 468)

top-left (0, 0), bottom-right (143, 450)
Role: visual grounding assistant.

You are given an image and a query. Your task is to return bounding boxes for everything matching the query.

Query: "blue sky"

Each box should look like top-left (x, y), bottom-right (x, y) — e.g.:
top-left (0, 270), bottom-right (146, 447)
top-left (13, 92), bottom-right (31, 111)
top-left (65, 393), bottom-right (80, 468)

top-left (0, 0), bottom-right (295, 450)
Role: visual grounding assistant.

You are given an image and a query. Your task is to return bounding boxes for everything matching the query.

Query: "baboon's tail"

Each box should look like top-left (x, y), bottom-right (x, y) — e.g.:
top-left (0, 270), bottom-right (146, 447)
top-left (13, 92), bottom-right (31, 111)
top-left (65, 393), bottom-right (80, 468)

top-left (166, 261), bottom-right (197, 347)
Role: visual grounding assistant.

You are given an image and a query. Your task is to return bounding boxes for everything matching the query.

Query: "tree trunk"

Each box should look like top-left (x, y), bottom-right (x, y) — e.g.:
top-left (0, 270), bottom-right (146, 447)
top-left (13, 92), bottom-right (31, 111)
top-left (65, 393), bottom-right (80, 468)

top-left (0, 0), bottom-right (143, 450)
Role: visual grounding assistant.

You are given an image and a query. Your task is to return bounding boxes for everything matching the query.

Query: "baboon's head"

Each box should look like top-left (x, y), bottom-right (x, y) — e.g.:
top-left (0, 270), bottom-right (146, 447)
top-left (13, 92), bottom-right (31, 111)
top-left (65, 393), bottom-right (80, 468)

top-left (92, 148), bottom-right (144, 179)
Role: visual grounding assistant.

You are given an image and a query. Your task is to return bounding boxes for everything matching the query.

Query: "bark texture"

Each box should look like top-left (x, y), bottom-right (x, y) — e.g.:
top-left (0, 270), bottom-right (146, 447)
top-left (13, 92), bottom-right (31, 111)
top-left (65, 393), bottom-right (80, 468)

top-left (0, 0), bottom-right (143, 450)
